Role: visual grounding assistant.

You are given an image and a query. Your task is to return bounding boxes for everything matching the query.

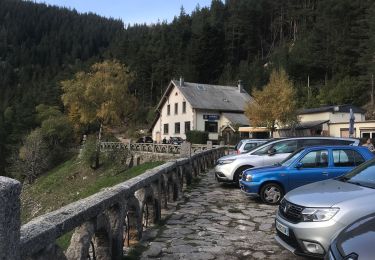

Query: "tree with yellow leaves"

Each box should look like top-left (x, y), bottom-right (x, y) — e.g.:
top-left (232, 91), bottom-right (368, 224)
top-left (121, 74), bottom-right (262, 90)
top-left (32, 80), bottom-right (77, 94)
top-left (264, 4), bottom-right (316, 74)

top-left (61, 60), bottom-right (137, 168)
top-left (245, 69), bottom-right (298, 136)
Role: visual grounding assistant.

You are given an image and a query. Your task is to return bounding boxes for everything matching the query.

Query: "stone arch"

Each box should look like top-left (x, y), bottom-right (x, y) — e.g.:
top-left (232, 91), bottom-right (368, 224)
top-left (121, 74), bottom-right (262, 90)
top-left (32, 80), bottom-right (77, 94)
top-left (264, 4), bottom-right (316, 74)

top-left (166, 173), bottom-right (175, 203)
top-left (123, 197), bottom-right (142, 248)
top-left (200, 157), bottom-right (206, 172)
top-left (171, 173), bottom-right (180, 201)
top-left (85, 211), bottom-right (114, 260)
top-left (182, 164), bottom-right (192, 188)
top-left (105, 203), bottom-right (125, 260)
top-left (65, 214), bottom-right (113, 260)
top-left (160, 173), bottom-right (170, 208)
top-left (66, 221), bottom-right (95, 260)
top-left (193, 160), bottom-right (200, 176)
top-left (178, 165), bottom-right (187, 190)
top-left (191, 160), bottom-right (197, 177)
top-left (91, 226), bottom-right (111, 260)
top-left (142, 185), bottom-right (160, 228)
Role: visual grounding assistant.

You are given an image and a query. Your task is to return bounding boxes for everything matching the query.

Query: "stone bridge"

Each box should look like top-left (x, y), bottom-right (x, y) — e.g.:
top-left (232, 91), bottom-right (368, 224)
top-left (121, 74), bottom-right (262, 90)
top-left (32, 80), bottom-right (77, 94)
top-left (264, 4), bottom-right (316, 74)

top-left (0, 147), bottom-right (225, 260)
top-left (100, 142), bottom-right (217, 155)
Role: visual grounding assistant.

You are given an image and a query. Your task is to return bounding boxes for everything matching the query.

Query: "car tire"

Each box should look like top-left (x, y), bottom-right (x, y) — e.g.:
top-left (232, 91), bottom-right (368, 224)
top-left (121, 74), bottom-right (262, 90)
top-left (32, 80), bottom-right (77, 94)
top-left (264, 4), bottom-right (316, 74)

top-left (233, 166), bottom-right (252, 187)
top-left (260, 183), bottom-right (283, 205)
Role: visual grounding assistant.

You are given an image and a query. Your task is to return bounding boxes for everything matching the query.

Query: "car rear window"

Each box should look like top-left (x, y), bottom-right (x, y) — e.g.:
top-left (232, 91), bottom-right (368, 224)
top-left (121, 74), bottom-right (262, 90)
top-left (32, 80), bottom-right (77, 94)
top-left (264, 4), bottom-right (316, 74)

top-left (333, 149), bottom-right (365, 167)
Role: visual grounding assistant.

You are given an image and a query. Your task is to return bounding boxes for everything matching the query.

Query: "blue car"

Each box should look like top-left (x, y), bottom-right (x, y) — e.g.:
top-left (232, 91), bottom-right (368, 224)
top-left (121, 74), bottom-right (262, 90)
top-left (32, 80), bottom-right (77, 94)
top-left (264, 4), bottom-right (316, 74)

top-left (239, 145), bottom-right (374, 204)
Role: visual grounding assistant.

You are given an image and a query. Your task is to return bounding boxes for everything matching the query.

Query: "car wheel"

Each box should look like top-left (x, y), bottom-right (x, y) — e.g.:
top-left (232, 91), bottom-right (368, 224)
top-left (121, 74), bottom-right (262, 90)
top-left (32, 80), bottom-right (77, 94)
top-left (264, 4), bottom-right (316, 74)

top-left (233, 166), bottom-right (251, 187)
top-left (260, 183), bottom-right (283, 205)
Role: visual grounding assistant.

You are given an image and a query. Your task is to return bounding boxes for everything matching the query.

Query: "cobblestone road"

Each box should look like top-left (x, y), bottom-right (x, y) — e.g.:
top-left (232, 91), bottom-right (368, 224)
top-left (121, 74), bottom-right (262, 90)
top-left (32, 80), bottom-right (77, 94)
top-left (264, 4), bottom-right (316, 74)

top-left (140, 169), bottom-right (302, 260)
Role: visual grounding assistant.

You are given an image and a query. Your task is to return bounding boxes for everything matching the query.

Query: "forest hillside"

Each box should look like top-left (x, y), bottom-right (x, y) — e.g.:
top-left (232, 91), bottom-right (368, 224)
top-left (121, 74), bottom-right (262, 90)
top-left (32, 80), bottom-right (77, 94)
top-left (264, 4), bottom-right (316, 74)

top-left (1, 0), bottom-right (375, 175)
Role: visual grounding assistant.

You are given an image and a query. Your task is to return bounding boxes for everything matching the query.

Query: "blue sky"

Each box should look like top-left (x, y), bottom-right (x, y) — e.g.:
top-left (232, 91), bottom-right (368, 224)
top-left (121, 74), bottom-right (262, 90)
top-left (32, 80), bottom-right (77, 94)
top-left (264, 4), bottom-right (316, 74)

top-left (33, 0), bottom-right (213, 25)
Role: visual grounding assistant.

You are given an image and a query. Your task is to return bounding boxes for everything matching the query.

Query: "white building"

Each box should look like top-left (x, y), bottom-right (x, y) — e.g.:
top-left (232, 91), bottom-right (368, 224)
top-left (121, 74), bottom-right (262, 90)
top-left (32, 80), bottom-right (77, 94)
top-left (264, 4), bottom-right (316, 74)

top-left (277, 105), bottom-right (366, 137)
top-left (329, 120), bottom-right (375, 138)
top-left (151, 78), bottom-right (253, 143)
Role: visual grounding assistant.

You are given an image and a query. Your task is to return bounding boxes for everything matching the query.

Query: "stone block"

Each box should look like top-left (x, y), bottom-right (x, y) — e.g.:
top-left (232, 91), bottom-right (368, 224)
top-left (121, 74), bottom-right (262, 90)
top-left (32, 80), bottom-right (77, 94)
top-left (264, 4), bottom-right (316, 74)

top-left (0, 176), bottom-right (21, 260)
top-left (180, 142), bottom-right (191, 157)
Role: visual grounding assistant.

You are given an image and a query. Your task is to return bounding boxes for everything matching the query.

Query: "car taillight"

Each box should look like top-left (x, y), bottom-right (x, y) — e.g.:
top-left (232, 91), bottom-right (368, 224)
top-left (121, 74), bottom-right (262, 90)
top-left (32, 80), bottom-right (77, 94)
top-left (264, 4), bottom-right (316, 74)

top-left (237, 150), bottom-right (240, 154)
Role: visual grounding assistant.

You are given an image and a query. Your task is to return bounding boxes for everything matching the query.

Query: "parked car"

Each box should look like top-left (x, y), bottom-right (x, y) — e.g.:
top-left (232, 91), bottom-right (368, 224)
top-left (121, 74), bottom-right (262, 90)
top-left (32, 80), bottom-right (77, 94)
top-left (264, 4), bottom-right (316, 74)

top-left (169, 136), bottom-right (184, 145)
top-left (275, 158), bottom-right (375, 258)
top-left (135, 136), bottom-right (153, 143)
top-left (215, 137), bottom-right (360, 186)
top-left (326, 213), bottom-right (375, 260)
top-left (135, 137), bottom-right (144, 143)
top-left (144, 136), bottom-right (153, 143)
top-left (234, 139), bottom-right (268, 154)
top-left (239, 146), bottom-right (373, 204)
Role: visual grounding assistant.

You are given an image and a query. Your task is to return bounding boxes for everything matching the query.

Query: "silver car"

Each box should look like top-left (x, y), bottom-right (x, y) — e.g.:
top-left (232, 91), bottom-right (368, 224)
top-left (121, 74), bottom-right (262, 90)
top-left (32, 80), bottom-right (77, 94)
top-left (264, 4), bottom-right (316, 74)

top-left (215, 137), bottom-right (359, 186)
top-left (234, 139), bottom-right (268, 154)
top-left (275, 159), bottom-right (375, 258)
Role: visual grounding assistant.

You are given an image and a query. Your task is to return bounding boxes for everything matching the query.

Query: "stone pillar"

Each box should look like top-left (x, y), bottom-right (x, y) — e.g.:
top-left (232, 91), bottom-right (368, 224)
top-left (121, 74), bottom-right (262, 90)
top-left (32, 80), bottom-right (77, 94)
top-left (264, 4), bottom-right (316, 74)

top-left (0, 177), bottom-right (21, 260)
top-left (206, 141), bottom-right (213, 150)
top-left (180, 142), bottom-right (191, 157)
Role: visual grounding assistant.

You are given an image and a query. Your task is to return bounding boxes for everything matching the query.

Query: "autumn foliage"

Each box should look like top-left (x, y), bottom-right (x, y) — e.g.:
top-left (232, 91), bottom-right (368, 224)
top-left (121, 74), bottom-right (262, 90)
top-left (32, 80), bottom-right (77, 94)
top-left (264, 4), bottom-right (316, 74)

top-left (245, 69), bottom-right (298, 134)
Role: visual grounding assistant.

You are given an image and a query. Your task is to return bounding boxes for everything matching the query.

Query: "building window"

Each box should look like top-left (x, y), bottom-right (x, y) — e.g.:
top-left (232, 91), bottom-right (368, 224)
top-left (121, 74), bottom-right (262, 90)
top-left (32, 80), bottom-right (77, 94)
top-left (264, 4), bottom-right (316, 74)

top-left (182, 101), bottom-right (186, 113)
top-left (185, 121), bottom-right (191, 133)
top-left (175, 122), bottom-right (180, 134)
top-left (205, 121), bottom-right (218, 133)
top-left (175, 103), bottom-right (178, 115)
top-left (163, 124), bottom-right (169, 134)
top-left (167, 105), bottom-right (170, 115)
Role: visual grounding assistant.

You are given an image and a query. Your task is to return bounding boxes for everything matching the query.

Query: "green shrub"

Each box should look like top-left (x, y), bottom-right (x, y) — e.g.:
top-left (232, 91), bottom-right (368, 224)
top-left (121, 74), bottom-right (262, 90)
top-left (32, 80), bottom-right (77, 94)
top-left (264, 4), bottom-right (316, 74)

top-left (186, 130), bottom-right (209, 144)
top-left (81, 136), bottom-right (97, 168)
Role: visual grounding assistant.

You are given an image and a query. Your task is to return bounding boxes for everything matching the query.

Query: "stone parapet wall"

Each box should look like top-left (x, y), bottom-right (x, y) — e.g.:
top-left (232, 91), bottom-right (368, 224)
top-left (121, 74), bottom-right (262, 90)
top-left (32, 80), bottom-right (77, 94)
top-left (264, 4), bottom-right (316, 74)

top-left (0, 147), bottom-right (224, 260)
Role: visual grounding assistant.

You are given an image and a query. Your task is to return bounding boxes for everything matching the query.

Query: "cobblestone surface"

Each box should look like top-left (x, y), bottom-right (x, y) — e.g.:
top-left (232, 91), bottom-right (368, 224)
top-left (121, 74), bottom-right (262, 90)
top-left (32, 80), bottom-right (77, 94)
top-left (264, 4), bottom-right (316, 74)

top-left (139, 169), bottom-right (303, 260)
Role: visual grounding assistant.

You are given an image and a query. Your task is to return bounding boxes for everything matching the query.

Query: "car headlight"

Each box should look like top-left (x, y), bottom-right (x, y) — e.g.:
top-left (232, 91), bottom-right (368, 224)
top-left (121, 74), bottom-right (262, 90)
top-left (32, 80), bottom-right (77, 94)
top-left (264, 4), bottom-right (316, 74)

top-left (301, 208), bottom-right (339, 222)
top-left (245, 174), bottom-right (253, 182)
top-left (218, 159), bottom-right (236, 165)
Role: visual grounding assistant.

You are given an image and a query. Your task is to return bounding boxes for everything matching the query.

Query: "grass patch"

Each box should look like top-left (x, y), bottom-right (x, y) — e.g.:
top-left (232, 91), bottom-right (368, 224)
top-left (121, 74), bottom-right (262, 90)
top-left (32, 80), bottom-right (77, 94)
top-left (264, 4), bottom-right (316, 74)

top-left (21, 158), bottom-right (164, 223)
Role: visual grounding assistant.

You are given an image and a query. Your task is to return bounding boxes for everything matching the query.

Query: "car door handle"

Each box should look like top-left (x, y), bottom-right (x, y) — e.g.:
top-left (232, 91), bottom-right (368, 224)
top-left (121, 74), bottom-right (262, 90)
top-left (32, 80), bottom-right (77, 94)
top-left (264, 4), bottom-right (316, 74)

top-left (322, 172), bottom-right (329, 175)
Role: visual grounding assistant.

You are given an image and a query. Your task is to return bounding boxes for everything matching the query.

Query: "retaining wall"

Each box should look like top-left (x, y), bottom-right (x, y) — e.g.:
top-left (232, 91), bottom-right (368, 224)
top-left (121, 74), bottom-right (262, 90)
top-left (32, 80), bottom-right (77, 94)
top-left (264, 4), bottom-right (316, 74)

top-left (0, 147), bottom-right (224, 260)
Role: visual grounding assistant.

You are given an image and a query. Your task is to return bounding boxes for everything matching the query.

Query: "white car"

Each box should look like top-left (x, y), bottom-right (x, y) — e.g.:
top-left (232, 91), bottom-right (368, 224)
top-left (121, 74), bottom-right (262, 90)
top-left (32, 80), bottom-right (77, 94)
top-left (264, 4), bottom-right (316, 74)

top-left (214, 137), bottom-right (360, 186)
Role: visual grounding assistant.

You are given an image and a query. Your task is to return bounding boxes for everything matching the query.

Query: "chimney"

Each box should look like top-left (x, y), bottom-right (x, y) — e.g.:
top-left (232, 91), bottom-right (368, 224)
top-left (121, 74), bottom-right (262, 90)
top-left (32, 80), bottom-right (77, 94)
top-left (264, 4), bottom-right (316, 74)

top-left (179, 76), bottom-right (184, 87)
top-left (237, 80), bottom-right (243, 92)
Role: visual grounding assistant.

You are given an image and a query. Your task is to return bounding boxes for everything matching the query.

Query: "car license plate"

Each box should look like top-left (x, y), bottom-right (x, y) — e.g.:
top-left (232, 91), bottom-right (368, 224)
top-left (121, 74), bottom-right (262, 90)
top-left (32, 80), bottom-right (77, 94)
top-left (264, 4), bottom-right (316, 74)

top-left (276, 220), bottom-right (289, 236)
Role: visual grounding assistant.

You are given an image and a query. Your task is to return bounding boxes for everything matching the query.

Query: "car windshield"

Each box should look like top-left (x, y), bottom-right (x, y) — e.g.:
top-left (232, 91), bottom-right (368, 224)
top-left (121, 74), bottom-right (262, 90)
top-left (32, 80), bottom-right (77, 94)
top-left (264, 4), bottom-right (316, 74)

top-left (280, 148), bottom-right (304, 166)
top-left (235, 140), bottom-right (243, 150)
top-left (338, 159), bottom-right (375, 189)
top-left (245, 139), bottom-right (276, 154)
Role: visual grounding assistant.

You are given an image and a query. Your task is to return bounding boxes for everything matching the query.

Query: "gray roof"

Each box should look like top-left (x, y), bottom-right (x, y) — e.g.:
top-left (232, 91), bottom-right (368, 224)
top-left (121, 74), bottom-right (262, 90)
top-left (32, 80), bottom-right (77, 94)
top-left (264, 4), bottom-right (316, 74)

top-left (168, 80), bottom-right (253, 112)
top-left (280, 120), bottom-right (329, 130)
top-left (222, 113), bottom-right (250, 126)
top-left (298, 105), bottom-right (365, 115)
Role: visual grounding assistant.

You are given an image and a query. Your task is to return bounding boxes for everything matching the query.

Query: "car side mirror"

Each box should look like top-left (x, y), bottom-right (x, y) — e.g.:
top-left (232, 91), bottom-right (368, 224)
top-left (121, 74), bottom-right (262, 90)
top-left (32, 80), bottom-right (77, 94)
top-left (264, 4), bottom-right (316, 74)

top-left (268, 148), bottom-right (276, 156)
top-left (296, 162), bottom-right (303, 169)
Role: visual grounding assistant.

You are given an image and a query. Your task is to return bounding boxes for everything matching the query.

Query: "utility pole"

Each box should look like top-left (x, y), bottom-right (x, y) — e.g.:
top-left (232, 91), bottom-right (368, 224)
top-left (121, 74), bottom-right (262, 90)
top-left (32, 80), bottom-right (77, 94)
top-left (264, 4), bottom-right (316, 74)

top-left (307, 75), bottom-right (310, 102)
top-left (371, 73), bottom-right (374, 107)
